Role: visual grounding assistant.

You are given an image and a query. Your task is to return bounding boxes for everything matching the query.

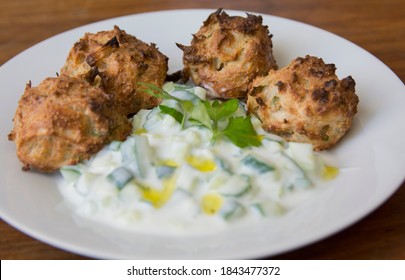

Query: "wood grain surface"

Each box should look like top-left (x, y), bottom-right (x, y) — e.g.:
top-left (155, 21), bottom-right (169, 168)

top-left (1, 0), bottom-right (404, 260)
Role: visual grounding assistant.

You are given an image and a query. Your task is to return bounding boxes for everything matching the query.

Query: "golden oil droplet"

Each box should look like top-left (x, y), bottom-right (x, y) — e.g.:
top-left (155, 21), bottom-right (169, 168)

top-left (186, 155), bottom-right (216, 172)
top-left (156, 159), bottom-right (180, 167)
top-left (133, 128), bottom-right (147, 135)
top-left (140, 174), bottom-right (177, 208)
top-left (201, 193), bottom-right (223, 215)
top-left (322, 165), bottom-right (339, 181)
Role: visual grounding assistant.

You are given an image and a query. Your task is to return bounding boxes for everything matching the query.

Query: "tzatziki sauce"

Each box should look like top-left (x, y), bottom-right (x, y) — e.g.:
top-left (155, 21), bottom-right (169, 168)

top-left (58, 83), bottom-right (337, 235)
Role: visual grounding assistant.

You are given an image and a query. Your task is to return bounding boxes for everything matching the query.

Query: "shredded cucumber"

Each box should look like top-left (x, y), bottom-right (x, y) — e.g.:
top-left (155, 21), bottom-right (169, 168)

top-left (251, 201), bottom-right (285, 217)
top-left (279, 151), bottom-right (312, 190)
top-left (143, 108), bottom-right (164, 131)
top-left (108, 141), bottom-right (122, 151)
top-left (120, 135), bottom-right (152, 178)
top-left (163, 82), bottom-right (207, 101)
top-left (107, 167), bottom-right (133, 190)
top-left (220, 200), bottom-right (246, 221)
top-left (156, 165), bottom-right (176, 179)
top-left (60, 164), bottom-right (83, 183)
top-left (214, 156), bottom-right (233, 174)
top-left (241, 154), bottom-right (275, 173)
top-left (219, 175), bottom-right (252, 197)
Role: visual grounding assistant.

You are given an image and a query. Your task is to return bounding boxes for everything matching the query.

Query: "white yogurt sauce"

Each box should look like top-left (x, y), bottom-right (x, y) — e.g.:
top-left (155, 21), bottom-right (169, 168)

top-left (58, 83), bottom-right (337, 235)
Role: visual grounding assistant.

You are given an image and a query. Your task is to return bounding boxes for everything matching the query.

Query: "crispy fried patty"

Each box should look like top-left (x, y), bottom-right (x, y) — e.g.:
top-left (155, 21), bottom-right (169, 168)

top-left (177, 9), bottom-right (277, 99)
top-left (9, 75), bottom-right (131, 172)
top-left (247, 55), bottom-right (359, 150)
top-left (61, 25), bottom-right (168, 116)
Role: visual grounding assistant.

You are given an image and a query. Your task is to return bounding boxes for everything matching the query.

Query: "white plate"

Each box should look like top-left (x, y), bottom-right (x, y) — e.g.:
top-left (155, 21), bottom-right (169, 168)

top-left (1, 9), bottom-right (404, 259)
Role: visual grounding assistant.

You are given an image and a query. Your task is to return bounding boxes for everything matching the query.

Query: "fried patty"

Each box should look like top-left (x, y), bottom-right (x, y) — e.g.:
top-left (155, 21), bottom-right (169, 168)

top-left (247, 55), bottom-right (359, 150)
top-left (61, 25), bottom-right (168, 116)
top-left (177, 9), bottom-right (277, 99)
top-left (8, 75), bottom-right (132, 172)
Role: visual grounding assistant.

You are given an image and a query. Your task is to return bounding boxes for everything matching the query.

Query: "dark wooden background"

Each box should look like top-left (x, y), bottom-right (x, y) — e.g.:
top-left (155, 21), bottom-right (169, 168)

top-left (1, 0), bottom-right (404, 259)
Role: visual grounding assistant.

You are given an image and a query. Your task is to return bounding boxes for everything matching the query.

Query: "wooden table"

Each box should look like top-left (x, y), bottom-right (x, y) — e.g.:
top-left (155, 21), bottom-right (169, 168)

top-left (1, 0), bottom-right (404, 259)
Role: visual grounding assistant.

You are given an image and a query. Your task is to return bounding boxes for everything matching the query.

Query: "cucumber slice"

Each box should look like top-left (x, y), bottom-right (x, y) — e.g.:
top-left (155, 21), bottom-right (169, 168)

top-left (219, 175), bottom-right (252, 197)
top-left (215, 156), bottom-right (233, 174)
top-left (170, 89), bottom-right (198, 101)
top-left (143, 108), bottom-right (164, 131)
top-left (163, 82), bottom-right (191, 93)
top-left (120, 135), bottom-right (152, 179)
top-left (166, 83), bottom-right (204, 100)
top-left (250, 201), bottom-right (285, 217)
top-left (286, 142), bottom-right (316, 171)
top-left (193, 86), bottom-right (207, 100)
top-left (108, 141), bottom-right (122, 151)
top-left (162, 81), bottom-right (175, 93)
top-left (219, 200), bottom-right (246, 221)
top-left (279, 151), bottom-right (312, 190)
top-left (60, 164), bottom-right (83, 183)
top-left (156, 165), bottom-right (176, 179)
top-left (241, 154), bottom-right (275, 173)
top-left (107, 167), bottom-right (134, 190)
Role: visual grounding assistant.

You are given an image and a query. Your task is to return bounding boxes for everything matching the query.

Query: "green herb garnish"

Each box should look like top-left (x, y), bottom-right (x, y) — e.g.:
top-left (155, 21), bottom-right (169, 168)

top-left (139, 83), bottom-right (192, 127)
top-left (139, 83), bottom-right (262, 148)
top-left (220, 116), bottom-right (262, 148)
top-left (158, 105), bottom-right (184, 124)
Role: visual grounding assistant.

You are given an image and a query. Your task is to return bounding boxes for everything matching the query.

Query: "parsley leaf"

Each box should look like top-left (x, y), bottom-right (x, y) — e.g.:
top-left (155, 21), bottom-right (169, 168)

top-left (139, 83), bottom-right (262, 148)
top-left (203, 99), bottom-right (239, 124)
top-left (220, 116), bottom-right (262, 148)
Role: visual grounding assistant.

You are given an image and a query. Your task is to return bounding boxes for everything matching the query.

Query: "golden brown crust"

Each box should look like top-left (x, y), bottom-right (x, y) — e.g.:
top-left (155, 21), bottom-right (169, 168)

top-left (61, 26), bottom-right (168, 116)
top-left (177, 9), bottom-right (277, 99)
top-left (247, 55), bottom-right (359, 150)
top-left (9, 75), bottom-right (132, 172)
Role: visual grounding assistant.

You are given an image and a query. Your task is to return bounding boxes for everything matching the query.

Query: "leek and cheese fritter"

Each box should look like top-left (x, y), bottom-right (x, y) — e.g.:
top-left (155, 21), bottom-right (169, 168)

top-left (61, 25), bottom-right (168, 116)
top-left (177, 9), bottom-right (277, 99)
top-left (247, 55), bottom-right (359, 150)
top-left (8, 75), bottom-right (132, 172)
